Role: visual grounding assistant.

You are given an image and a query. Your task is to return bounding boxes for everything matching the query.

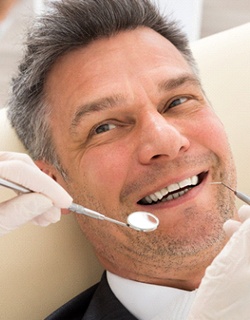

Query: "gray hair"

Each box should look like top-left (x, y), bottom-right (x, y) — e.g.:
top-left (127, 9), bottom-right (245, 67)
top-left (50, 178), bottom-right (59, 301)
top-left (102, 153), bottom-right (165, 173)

top-left (8, 0), bottom-right (197, 175)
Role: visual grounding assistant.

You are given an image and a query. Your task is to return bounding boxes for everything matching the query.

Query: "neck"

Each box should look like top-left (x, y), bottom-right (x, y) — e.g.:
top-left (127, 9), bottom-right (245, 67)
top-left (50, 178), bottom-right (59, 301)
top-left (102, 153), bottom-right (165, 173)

top-left (98, 255), bottom-right (207, 291)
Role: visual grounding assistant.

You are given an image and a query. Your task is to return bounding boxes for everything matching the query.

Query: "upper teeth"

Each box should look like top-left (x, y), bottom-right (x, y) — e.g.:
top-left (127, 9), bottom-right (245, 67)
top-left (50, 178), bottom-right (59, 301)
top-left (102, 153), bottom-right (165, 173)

top-left (142, 175), bottom-right (199, 204)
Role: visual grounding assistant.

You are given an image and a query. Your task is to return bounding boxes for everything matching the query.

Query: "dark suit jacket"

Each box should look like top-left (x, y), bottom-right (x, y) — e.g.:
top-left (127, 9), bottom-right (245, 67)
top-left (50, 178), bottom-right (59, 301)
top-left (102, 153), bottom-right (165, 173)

top-left (45, 272), bottom-right (137, 320)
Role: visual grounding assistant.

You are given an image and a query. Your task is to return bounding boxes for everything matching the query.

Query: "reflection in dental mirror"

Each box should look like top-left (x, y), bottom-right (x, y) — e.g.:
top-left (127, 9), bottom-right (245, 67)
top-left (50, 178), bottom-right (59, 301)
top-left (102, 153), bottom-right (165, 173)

top-left (127, 211), bottom-right (159, 232)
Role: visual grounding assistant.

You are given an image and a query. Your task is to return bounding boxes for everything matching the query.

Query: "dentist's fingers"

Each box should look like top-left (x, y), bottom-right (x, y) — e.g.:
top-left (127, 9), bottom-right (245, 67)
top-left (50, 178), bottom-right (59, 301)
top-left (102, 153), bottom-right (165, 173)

top-left (0, 193), bottom-right (59, 235)
top-left (188, 218), bottom-right (250, 320)
top-left (0, 151), bottom-right (72, 208)
top-left (223, 205), bottom-right (250, 238)
top-left (238, 205), bottom-right (250, 222)
top-left (223, 219), bottom-right (241, 238)
top-left (32, 207), bottom-right (61, 226)
top-left (0, 151), bottom-right (36, 165)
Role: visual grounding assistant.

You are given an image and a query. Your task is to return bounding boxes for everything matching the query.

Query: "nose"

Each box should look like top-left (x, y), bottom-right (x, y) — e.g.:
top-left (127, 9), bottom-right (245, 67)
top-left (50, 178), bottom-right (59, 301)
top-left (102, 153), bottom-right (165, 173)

top-left (137, 111), bottom-right (190, 164)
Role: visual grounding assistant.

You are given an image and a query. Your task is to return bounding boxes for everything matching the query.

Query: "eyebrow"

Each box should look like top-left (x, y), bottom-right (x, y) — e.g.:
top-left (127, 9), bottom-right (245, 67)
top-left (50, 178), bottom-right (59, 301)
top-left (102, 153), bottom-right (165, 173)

top-left (70, 95), bottom-right (125, 131)
top-left (70, 73), bottom-right (200, 131)
top-left (158, 74), bottom-right (201, 92)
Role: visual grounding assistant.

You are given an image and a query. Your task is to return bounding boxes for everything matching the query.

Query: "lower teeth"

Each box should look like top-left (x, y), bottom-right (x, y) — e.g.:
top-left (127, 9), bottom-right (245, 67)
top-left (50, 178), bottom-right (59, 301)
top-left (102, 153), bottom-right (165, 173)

top-left (162, 188), bottom-right (190, 202)
top-left (139, 186), bottom-right (195, 205)
top-left (148, 187), bottom-right (191, 204)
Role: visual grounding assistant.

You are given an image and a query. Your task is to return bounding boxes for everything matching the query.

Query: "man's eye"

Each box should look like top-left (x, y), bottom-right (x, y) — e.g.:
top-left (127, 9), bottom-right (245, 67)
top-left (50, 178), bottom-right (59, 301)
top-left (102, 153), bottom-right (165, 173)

top-left (95, 123), bottom-right (116, 134)
top-left (169, 97), bottom-right (188, 108)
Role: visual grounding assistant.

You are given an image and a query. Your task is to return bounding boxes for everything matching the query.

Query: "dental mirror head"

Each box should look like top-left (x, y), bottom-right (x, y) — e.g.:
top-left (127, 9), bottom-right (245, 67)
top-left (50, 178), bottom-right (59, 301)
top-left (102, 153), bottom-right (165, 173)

top-left (127, 211), bottom-right (159, 232)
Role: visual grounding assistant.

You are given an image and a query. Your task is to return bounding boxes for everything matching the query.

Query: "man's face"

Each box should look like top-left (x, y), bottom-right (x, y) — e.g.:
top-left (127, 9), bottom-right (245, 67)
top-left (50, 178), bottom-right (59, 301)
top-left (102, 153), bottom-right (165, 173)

top-left (44, 27), bottom-right (237, 289)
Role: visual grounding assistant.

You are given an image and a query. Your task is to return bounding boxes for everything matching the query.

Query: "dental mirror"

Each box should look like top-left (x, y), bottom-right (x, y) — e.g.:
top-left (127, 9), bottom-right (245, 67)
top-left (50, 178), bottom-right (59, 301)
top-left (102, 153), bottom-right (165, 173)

top-left (69, 203), bottom-right (159, 232)
top-left (127, 211), bottom-right (159, 232)
top-left (0, 177), bottom-right (159, 232)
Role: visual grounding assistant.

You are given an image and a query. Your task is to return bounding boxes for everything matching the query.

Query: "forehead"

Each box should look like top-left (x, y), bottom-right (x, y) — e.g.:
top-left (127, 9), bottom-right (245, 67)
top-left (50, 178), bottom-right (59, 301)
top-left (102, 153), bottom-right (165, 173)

top-left (45, 27), bottom-right (193, 118)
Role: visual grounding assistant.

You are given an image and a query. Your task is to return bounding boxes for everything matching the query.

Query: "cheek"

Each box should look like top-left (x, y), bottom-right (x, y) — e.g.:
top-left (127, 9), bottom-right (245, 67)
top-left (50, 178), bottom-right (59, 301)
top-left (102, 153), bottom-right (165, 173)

top-left (82, 144), bottom-right (131, 200)
top-left (192, 111), bottom-right (229, 152)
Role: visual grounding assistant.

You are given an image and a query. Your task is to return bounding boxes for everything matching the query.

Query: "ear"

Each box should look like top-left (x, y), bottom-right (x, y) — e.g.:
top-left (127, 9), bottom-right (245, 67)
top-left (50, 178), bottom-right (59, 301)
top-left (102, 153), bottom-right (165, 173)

top-left (35, 160), bottom-right (57, 180)
top-left (35, 160), bottom-right (70, 215)
top-left (35, 160), bottom-right (67, 188)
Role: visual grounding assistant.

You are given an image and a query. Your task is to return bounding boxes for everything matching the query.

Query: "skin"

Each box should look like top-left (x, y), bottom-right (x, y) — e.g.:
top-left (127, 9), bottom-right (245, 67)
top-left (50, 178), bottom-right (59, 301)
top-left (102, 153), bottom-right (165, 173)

top-left (38, 27), bottom-right (237, 290)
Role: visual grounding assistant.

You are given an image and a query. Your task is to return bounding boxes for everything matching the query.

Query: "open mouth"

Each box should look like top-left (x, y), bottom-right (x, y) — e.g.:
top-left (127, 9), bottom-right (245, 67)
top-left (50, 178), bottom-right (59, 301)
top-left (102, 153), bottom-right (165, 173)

top-left (138, 172), bottom-right (206, 205)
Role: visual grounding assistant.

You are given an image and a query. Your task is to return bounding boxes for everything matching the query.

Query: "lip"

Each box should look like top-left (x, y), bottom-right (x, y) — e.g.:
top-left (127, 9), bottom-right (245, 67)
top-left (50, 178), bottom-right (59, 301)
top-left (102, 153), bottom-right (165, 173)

top-left (136, 171), bottom-right (209, 209)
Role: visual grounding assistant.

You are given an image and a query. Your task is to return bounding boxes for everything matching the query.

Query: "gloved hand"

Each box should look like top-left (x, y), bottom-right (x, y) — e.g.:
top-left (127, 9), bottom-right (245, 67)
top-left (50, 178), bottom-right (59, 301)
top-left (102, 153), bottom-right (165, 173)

top-left (0, 151), bottom-right (72, 235)
top-left (187, 205), bottom-right (250, 320)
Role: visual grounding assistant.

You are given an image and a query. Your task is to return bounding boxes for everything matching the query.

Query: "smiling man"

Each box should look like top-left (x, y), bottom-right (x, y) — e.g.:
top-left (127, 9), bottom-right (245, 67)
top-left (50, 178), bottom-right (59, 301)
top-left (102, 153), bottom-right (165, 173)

top-left (42, 26), bottom-right (236, 289)
top-left (6, 0), bottom-right (239, 319)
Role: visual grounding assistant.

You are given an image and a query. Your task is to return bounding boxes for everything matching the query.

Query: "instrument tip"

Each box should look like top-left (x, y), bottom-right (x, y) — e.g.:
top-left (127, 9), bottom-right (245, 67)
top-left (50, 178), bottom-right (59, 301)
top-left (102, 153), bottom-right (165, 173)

top-left (210, 181), bottom-right (236, 193)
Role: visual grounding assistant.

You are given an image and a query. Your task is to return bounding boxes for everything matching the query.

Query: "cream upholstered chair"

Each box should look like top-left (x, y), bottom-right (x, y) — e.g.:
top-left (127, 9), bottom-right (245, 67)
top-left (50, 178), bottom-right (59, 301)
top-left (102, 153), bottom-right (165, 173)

top-left (0, 23), bottom-right (250, 319)
top-left (191, 23), bottom-right (250, 200)
top-left (0, 117), bottom-right (104, 317)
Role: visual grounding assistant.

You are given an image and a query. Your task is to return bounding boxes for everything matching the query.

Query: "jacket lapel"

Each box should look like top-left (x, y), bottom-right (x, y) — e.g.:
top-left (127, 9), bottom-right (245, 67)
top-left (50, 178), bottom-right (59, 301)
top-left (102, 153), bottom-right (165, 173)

top-left (83, 272), bottom-right (137, 320)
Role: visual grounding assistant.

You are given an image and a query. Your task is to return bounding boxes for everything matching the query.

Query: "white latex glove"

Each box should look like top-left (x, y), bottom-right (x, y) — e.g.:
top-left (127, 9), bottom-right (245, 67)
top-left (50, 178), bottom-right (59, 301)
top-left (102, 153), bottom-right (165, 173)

top-left (187, 205), bottom-right (250, 320)
top-left (0, 151), bottom-right (72, 235)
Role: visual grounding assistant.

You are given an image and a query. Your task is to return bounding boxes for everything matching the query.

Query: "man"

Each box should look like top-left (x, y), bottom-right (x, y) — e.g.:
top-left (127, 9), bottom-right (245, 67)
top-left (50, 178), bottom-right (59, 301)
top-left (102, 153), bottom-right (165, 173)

top-left (2, 0), bottom-right (249, 319)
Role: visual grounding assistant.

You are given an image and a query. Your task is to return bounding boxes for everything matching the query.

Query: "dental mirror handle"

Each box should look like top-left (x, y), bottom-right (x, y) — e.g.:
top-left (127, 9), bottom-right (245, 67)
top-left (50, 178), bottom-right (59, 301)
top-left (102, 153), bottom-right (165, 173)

top-left (0, 177), bottom-right (128, 225)
top-left (0, 177), bottom-right (31, 193)
top-left (68, 204), bottom-right (158, 231)
top-left (69, 203), bottom-right (130, 228)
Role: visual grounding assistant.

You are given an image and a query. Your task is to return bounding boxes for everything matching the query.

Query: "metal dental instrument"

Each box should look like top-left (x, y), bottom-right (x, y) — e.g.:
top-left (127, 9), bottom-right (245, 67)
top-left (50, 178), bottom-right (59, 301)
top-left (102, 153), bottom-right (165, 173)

top-left (211, 182), bottom-right (250, 205)
top-left (0, 177), bottom-right (159, 232)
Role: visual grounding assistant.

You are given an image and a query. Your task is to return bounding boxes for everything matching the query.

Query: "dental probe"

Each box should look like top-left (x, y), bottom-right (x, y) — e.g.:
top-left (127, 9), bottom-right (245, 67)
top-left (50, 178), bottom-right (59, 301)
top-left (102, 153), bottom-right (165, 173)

top-left (211, 182), bottom-right (250, 205)
top-left (0, 177), bottom-right (159, 232)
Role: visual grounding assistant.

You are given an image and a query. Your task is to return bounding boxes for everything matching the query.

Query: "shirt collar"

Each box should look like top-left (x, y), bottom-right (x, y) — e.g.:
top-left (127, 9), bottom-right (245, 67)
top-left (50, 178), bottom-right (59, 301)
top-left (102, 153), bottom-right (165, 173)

top-left (107, 271), bottom-right (197, 320)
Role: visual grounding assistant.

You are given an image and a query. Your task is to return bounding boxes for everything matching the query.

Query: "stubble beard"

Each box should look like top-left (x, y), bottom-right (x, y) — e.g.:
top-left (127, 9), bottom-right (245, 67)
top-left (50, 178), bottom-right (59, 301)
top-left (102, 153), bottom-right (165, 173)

top-left (126, 185), bottom-right (236, 282)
